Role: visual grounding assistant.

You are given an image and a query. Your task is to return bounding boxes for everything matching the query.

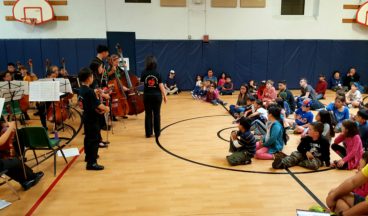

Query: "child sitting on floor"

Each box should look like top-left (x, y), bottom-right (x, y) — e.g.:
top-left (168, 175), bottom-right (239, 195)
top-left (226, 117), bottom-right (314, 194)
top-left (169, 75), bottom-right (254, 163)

top-left (205, 84), bottom-right (227, 106)
top-left (192, 75), bottom-right (202, 99)
top-left (255, 106), bottom-right (287, 160)
top-left (315, 74), bottom-right (328, 100)
top-left (217, 72), bottom-right (226, 90)
top-left (287, 99), bottom-right (314, 134)
top-left (229, 84), bottom-right (251, 118)
top-left (248, 80), bottom-right (257, 96)
top-left (227, 117), bottom-right (256, 166)
top-left (262, 80), bottom-right (277, 107)
top-left (326, 96), bottom-right (350, 132)
top-left (331, 119), bottom-right (363, 170)
top-left (257, 80), bottom-right (266, 100)
top-left (272, 122), bottom-right (330, 170)
top-left (220, 76), bottom-right (234, 95)
top-left (346, 82), bottom-right (362, 108)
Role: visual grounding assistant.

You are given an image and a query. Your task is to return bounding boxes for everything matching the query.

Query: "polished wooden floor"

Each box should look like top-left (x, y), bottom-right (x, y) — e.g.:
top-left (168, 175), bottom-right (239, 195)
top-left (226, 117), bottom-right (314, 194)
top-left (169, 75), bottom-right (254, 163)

top-left (0, 90), bottom-right (366, 216)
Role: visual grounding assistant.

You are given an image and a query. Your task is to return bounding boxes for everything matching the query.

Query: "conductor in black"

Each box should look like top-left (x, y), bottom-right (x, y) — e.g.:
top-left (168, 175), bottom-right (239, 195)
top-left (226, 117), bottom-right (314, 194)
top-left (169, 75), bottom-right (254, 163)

top-left (140, 56), bottom-right (167, 138)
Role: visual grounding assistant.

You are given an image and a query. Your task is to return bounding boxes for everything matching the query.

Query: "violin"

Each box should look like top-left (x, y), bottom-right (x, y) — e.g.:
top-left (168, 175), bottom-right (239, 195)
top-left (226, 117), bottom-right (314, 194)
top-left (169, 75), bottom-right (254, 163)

top-left (60, 58), bottom-right (69, 78)
top-left (115, 44), bottom-right (144, 115)
top-left (0, 126), bottom-right (15, 159)
top-left (108, 64), bottom-right (129, 117)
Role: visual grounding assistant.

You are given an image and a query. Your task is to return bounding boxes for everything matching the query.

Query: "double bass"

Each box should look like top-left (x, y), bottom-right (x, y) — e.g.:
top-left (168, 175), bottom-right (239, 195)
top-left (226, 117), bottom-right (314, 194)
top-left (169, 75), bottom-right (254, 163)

top-left (115, 44), bottom-right (144, 115)
top-left (107, 62), bottom-right (129, 117)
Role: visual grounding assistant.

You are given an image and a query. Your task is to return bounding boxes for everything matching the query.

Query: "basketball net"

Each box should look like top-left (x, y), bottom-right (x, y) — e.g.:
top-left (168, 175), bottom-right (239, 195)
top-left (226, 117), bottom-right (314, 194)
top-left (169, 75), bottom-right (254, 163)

top-left (20, 18), bottom-right (37, 31)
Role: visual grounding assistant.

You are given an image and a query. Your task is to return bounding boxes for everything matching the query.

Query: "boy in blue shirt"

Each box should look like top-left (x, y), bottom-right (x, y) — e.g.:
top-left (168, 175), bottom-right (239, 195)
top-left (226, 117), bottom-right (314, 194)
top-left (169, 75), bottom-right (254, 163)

top-left (292, 99), bottom-right (314, 134)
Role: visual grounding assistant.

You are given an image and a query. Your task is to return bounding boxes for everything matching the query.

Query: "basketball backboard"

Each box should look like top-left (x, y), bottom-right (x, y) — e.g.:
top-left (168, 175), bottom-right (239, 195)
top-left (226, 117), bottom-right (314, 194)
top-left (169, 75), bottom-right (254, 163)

top-left (12, 0), bottom-right (54, 25)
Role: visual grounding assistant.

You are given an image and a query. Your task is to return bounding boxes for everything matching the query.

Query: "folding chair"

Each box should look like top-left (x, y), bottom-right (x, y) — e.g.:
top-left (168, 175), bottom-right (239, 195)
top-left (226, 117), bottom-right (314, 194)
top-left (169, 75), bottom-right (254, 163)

top-left (22, 127), bottom-right (68, 176)
top-left (0, 170), bottom-right (20, 200)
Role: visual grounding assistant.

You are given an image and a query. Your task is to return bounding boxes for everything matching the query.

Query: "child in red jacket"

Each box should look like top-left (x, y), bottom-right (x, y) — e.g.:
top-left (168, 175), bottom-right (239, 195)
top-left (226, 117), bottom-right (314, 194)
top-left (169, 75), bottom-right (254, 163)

top-left (316, 74), bottom-right (328, 100)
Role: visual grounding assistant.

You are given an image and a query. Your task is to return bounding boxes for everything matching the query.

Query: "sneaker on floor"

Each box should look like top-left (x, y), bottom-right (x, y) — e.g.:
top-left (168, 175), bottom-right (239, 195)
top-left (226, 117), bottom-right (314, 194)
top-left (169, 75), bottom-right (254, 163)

top-left (272, 157), bottom-right (285, 169)
top-left (86, 163), bottom-right (104, 171)
top-left (274, 152), bottom-right (287, 159)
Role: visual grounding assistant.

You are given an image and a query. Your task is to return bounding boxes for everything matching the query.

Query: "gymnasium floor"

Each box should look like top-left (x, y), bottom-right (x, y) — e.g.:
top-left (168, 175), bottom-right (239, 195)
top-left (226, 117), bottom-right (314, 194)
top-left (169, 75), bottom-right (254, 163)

top-left (0, 90), bottom-right (365, 216)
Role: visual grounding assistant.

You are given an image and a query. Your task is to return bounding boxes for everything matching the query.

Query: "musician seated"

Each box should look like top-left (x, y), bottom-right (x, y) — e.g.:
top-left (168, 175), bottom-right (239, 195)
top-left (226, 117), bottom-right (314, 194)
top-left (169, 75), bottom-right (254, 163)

top-left (3, 72), bottom-right (13, 81)
top-left (0, 122), bottom-right (44, 190)
top-left (59, 67), bottom-right (68, 78)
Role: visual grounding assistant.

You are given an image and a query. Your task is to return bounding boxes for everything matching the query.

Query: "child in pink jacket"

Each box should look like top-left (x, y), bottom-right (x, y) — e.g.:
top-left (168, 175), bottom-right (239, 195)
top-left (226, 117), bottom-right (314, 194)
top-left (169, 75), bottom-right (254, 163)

top-left (262, 80), bottom-right (277, 107)
top-left (331, 119), bottom-right (363, 170)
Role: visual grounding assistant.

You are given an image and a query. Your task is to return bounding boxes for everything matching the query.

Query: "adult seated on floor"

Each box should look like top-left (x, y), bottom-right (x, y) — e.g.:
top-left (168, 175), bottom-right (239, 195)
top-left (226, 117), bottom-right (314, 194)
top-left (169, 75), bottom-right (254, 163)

top-left (0, 121), bottom-right (44, 190)
top-left (326, 163), bottom-right (368, 216)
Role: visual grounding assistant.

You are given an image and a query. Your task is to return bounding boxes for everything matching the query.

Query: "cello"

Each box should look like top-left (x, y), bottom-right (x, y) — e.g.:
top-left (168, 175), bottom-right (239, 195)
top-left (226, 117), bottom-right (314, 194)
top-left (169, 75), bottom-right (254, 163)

top-left (107, 59), bottom-right (129, 117)
top-left (46, 59), bottom-right (70, 125)
top-left (115, 44), bottom-right (144, 115)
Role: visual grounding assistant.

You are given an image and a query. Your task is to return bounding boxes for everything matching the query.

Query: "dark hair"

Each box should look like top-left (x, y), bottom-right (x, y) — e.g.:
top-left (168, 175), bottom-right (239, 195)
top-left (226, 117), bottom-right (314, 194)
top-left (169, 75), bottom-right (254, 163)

top-left (310, 122), bottom-right (324, 135)
top-left (247, 96), bottom-right (256, 102)
top-left (342, 119), bottom-right (359, 137)
top-left (19, 65), bottom-right (27, 71)
top-left (207, 68), bottom-right (213, 72)
top-left (255, 99), bottom-right (263, 107)
top-left (90, 61), bottom-right (103, 73)
top-left (145, 55), bottom-right (157, 71)
top-left (7, 62), bottom-right (15, 67)
top-left (96, 45), bottom-right (109, 54)
top-left (317, 110), bottom-right (335, 137)
top-left (239, 84), bottom-right (249, 94)
top-left (267, 106), bottom-right (288, 144)
top-left (278, 80), bottom-right (287, 85)
top-left (335, 95), bottom-right (346, 103)
top-left (332, 70), bottom-right (340, 76)
top-left (78, 67), bottom-right (93, 82)
top-left (319, 74), bottom-right (326, 78)
top-left (275, 98), bottom-right (284, 109)
top-left (2, 71), bottom-right (11, 80)
top-left (195, 74), bottom-right (202, 80)
top-left (239, 117), bottom-right (252, 131)
top-left (357, 109), bottom-right (368, 120)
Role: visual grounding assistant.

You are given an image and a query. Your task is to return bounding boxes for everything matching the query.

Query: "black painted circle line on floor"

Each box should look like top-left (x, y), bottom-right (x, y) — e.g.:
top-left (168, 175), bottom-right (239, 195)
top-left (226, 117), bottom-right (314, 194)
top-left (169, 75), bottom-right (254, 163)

top-left (156, 115), bottom-right (334, 175)
top-left (217, 126), bottom-right (237, 142)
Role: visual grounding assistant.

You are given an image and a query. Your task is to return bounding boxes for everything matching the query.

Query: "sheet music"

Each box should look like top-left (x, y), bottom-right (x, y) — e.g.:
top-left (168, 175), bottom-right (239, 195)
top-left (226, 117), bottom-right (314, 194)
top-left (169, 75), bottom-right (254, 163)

top-left (29, 81), bottom-right (60, 102)
top-left (38, 78), bottom-right (73, 93)
top-left (0, 98), bottom-right (5, 115)
top-left (0, 81), bottom-right (29, 94)
top-left (57, 148), bottom-right (80, 158)
top-left (0, 200), bottom-right (11, 210)
top-left (296, 210), bottom-right (329, 216)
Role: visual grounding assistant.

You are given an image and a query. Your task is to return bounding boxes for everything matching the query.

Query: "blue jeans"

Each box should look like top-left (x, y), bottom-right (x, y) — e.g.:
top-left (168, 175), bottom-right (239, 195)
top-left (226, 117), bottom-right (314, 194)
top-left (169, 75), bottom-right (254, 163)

top-left (192, 86), bottom-right (201, 96)
top-left (283, 101), bottom-right (291, 117)
top-left (229, 105), bottom-right (246, 115)
top-left (316, 94), bottom-right (324, 100)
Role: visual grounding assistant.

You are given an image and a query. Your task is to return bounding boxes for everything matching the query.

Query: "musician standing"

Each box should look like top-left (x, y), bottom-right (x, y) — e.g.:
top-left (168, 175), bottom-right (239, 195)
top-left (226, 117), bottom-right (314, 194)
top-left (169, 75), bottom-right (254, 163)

top-left (78, 67), bottom-right (109, 170)
top-left (107, 54), bottom-right (129, 120)
top-left (140, 56), bottom-right (167, 138)
top-left (90, 61), bottom-right (110, 148)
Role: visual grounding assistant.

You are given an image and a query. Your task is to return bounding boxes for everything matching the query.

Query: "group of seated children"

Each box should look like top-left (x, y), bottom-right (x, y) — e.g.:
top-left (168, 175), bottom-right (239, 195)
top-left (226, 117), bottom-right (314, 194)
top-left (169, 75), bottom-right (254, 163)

top-left (192, 69), bottom-right (235, 105)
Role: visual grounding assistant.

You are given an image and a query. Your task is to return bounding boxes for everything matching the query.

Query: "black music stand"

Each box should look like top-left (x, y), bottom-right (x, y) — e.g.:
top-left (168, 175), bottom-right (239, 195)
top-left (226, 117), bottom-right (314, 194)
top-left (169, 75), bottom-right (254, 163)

top-left (0, 81), bottom-right (28, 180)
